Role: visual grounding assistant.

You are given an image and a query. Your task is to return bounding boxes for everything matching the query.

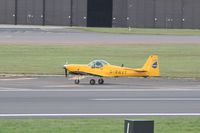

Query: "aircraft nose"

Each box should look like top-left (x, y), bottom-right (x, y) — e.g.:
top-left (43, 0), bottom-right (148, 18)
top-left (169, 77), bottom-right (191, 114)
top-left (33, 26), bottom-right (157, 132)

top-left (63, 64), bottom-right (67, 69)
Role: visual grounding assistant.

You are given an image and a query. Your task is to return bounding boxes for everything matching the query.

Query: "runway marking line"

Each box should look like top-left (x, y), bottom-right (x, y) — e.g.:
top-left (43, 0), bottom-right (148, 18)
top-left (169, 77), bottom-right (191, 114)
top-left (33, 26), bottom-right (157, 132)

top-left (44, 85), bottom-right (82, 88)
top-left (0, 78), bottom-right (37, 81)
top-left (1, 113), bottom-right (200, 117)
top-left (0, 88), bottom-right (200, 92)
top-left (92, 98), bottom-right (200, 101)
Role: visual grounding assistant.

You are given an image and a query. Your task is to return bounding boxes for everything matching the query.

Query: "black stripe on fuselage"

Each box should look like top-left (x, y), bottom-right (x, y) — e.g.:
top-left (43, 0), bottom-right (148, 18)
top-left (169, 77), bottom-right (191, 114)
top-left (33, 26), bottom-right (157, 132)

top-left (69, 71), bottom-right (102, 77)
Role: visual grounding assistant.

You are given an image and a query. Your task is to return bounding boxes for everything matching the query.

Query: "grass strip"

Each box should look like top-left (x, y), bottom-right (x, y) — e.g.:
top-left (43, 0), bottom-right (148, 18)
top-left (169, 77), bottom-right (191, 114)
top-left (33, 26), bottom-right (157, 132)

top-left (80, 27), bottom-right (200, 36)
top-left (0, 44), bottom-right (200, 78)
top-left (0, 117), bottom-right (200, 133)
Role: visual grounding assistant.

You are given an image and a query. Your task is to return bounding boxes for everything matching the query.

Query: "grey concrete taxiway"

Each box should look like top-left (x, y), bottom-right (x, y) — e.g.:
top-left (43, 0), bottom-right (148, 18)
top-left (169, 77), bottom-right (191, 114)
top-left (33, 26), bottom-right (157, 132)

top-left (0, 76), bottom-right (200, 117)
top-left (1, 25), bottom-right (200, 45)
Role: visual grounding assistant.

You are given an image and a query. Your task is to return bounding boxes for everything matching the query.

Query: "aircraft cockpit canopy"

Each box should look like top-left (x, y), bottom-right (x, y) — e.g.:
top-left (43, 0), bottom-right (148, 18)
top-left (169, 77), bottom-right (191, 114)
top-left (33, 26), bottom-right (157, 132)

top-left (88, 60), bottom-right (109, 68)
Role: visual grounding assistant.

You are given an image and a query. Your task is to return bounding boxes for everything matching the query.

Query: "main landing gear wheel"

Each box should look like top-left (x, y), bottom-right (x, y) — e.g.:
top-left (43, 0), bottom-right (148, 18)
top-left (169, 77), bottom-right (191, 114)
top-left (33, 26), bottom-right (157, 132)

top-left (98, 78), bottom-right (104, 84)
top-left (90, 79), bottom-right (96, 85)
top-left (75, 79), bottom-right (80, 84)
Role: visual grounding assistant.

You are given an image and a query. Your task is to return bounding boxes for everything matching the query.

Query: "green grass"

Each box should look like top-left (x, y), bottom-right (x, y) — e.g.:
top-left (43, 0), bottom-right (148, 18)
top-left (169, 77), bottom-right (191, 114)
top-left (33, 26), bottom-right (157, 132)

top-left (0, 44), bottom-right (200, 78)
top-left (80, 27), bottom-right (200, 36)
top-left (0, 117), bottom-right (200, 133)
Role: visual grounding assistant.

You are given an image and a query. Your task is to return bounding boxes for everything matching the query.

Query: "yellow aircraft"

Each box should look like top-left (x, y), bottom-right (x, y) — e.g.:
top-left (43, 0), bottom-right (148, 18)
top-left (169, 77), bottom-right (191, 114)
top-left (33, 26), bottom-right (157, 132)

top-left (63, 55), bottom-right (160, 85)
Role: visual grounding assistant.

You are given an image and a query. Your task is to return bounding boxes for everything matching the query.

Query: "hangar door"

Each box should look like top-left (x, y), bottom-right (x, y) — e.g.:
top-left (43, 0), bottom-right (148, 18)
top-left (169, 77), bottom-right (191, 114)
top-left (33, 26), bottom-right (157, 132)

top-left (155, 0), bottom-right (182, 28)
top-left (182, 0), bottom-right (200, 29)
top-left (0, 0), bottom-right (15, 24)
top-left (72, 0), bottom-right (87, 27)
top-left (112, 0), bottom-right (128, 27)
top-left (45, 0), bottom-right (71, 26)
top-left (87, 0), bottom-right (113, 27)
top-left (17, 0), bottom-right (43, 25)
top-left (127, 0), bottom-right (155, 28)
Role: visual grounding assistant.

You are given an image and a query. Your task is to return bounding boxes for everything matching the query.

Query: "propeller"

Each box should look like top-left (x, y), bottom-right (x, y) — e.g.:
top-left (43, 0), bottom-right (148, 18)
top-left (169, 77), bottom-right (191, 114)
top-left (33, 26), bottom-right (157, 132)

top-left (64, 67), bottom-right (68, 77)
top-left (63, 60), bottom-right (68, 77)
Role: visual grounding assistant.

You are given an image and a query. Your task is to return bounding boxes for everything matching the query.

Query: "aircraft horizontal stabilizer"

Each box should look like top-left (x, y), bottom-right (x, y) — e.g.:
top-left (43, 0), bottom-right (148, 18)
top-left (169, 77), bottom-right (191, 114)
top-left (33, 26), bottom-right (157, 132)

top-left (134, 69), bottom-right (147, 72)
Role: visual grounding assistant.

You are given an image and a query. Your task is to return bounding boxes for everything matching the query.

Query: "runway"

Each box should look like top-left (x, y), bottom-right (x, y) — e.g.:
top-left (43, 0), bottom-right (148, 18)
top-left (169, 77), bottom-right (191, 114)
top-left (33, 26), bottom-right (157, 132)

top-left (1, 25), bottom-right (200, 45)
top-left (0, 76), bottom-right (200, 117)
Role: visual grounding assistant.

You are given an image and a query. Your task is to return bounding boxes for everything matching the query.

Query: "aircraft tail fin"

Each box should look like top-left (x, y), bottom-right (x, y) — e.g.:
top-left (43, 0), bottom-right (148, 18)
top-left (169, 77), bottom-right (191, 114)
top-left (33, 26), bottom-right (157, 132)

top-left (142, 55), bottom-right (160, 77)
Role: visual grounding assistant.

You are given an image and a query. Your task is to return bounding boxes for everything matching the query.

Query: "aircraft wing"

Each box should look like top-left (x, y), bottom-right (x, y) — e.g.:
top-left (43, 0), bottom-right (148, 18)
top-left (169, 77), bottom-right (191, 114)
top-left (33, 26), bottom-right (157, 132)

top-left (69, 71), bottom-right (104, 77)
top-left (69, 75), bottom-right (86, 80)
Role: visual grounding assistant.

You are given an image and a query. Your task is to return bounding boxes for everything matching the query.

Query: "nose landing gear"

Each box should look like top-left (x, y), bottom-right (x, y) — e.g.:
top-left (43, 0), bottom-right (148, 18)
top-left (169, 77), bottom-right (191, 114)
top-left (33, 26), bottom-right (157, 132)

top-left (75, 79), bottom-right (80, 84)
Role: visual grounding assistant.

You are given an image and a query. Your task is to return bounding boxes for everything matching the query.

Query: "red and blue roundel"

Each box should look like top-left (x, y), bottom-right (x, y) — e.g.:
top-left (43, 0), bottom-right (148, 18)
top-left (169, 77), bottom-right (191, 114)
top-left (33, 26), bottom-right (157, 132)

top-left (152, 61), bottom-right (158, 69)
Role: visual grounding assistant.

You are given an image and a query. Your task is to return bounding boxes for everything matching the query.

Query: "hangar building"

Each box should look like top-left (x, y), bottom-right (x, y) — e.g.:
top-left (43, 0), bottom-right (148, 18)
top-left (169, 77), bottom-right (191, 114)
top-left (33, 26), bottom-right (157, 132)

top-left (0, 0), bottom-right (200, 28)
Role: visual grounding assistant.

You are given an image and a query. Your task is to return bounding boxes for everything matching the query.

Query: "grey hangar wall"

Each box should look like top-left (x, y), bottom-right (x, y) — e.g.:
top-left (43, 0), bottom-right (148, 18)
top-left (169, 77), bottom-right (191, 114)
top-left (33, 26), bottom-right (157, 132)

top-left (0, 0), bottom-right (200, 28)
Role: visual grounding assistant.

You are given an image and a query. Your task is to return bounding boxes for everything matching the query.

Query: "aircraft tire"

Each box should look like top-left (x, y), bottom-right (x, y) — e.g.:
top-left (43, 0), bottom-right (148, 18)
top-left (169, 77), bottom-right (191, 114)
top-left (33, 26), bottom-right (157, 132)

top-left (75, 79), bottom-right (80, 84)
top-left (98, 78), bottom-right (104, 84)
top-left (90, 79), bottom-right (95, 85)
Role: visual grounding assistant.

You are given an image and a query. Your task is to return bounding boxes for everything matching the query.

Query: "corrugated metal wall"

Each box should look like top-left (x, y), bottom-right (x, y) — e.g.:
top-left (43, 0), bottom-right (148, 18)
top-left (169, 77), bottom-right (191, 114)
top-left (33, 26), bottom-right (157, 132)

top-left (127, 0), bottom-right (155, 28)
top-left (17, 0), bottom-right (43, 25)
top-left (154, 0), bottom-right (165, 28)
top-left (182, 0), bottom-right (200, 29)
top-left (72, 0), bottom-right (87, 26)
top-left (183, 0), bottom-right (194, 28)
top-left (127, 0), bottom-right (136, 27)
top-left (45, 0), bottom-right (71, 26)
top-left (193, 0), bottom-right (200, 28)
top-left (112, 0), bottom-right (127, 27)
top-left (135, 0), bottom-right (145, 28)
top-left (0, 0), bottom-right (200, 28)
top-left (144, 0), bottom-right (155, 28)
top-left (155, 0), bottom-right (183, 28)
top-left (172, 0), bottom-right (182, 28)
top-left (0, 0), bottom-right (15, 24)
top-left (125, 0), bottom-right (200, 28)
